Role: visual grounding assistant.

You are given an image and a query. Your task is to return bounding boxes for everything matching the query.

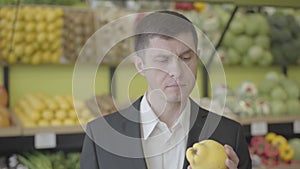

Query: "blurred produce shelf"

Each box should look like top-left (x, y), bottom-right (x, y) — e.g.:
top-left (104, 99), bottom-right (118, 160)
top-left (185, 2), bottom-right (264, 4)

top-left (198, 0), bottom-right (300, 8)
top-left (21, 125), bottom-right (84, 136)
top-left (235, 0), bottom-right (300, 8)
top-left (254, 164), bottom-right (300, 169)
top-left (238, 115), bottom-right (300, 125)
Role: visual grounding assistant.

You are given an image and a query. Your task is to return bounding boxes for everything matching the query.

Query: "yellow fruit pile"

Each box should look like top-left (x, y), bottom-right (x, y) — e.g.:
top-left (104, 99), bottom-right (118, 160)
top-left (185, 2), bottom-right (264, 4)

top-left (14, 93), bottom-right (94, 127)
top-left (63, 7), bottom-right (95, 62)
top-left (0, 6), bottom-right (63, 65)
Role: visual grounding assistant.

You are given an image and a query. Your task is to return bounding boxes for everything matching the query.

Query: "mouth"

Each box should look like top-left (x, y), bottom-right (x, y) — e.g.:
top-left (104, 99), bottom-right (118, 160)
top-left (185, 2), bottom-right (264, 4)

top-left (166, 83), bottom-right (186, 89)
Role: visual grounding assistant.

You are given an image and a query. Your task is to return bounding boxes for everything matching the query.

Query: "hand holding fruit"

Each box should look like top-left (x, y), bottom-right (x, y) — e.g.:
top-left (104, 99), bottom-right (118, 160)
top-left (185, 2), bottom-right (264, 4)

top-left (224, 144), bottom-right (239, 169)
top-left (186, 140), bottom-right (239, 169)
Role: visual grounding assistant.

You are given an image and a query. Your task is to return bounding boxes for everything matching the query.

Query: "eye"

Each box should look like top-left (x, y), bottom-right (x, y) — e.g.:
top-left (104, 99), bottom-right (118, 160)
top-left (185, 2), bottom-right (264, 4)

top-left (181, 56), bottom-right (191, 61)
top-left (180, 51), bottom-right (195, 62)
top-left (180, 55), bottom-right (192, 62)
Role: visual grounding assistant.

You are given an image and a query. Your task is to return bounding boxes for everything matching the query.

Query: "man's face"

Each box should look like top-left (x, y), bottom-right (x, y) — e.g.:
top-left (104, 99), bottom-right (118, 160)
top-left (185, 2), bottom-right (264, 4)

top-left (136, 32), bottom-right (199, 103)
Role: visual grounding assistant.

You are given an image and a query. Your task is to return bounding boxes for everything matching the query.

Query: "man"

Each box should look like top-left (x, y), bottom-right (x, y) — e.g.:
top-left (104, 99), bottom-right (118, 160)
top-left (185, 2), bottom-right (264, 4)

top-left (81, 11), bottom-right (251, 169)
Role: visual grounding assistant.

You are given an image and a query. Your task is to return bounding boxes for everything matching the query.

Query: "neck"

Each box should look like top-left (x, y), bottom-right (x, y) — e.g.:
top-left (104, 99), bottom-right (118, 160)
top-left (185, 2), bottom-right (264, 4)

top-left (146, 91), bottom-right (187, 128)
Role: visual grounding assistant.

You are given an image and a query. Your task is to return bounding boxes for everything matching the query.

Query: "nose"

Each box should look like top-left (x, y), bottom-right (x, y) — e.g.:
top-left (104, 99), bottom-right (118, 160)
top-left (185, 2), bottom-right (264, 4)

top-left (168, 58), bottom-right (182, 79)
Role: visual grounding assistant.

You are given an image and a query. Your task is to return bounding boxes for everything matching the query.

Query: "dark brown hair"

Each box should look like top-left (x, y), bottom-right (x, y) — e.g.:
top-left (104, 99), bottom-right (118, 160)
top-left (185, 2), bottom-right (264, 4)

top-left (134, 11), bottom-right (198, 53)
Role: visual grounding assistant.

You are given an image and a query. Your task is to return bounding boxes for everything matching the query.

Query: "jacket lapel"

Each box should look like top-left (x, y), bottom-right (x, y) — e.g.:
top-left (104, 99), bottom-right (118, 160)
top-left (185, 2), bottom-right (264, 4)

top-left (182, 99), bottom-right (208, 169)
top-left (121, 98), bottom-right (148, 169)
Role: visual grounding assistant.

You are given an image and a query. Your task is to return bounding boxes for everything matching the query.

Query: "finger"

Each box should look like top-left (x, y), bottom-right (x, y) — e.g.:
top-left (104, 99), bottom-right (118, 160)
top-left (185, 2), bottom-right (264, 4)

top-left (224, 145), bottom-right (239, 165)
top-left (187, 166), bottom-right (192, 169)
top-left (225, 158), bottom-right (237, 169)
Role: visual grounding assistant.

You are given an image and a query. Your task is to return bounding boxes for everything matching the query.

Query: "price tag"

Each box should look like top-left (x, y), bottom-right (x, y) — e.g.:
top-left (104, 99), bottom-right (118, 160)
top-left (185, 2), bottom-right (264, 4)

top-left (251, 122), bottom-right (268, 136)
top-left (34, 133), bottom-right (56, 149)
top-left (293, 120), bottom-right (300, 134)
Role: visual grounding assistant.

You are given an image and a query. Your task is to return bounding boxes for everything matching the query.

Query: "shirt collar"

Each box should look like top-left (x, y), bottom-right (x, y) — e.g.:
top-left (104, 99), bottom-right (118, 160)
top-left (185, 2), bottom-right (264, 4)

top-left (140, 93), bottom-right (191, 140)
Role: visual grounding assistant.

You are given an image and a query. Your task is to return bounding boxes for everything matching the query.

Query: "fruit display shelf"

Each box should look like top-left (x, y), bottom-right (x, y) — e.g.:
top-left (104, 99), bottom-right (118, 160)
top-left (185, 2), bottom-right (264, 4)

top-left (0, 132), bottom-right (85, 156)
top-left (21, 124), bottom-right (84, 136)
top-left (235, 0), bottom-right (300, 8)
top-left (10, 111), bottom-right (85, 136)
top-left (254, 164), bottom-right (300, 169)
top-left (0, 112), bottom-right (85, 156)
top-left (196, 0), bottom-right (299, 8)
top-left (238, 115), bottom-right (300, 125)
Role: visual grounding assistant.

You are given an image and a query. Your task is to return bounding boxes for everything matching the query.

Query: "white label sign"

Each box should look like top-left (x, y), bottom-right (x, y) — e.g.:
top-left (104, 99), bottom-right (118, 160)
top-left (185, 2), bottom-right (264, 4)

top-left (34, 133), bottom-right (56, 149)
top-left (293, 120), bottom-right (300, 134)
top-left (251, 122), bottom-right (268, 136)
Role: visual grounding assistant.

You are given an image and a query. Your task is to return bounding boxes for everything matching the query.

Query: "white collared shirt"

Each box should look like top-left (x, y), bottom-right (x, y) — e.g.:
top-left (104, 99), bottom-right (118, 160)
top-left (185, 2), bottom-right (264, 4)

top-left (140, 94), bottom-right (190, 169)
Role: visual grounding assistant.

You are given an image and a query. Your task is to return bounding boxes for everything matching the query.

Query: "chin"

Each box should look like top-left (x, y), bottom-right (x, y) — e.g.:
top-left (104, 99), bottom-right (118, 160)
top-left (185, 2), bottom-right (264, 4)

top-left (165, 94), bottom-right (187, 103)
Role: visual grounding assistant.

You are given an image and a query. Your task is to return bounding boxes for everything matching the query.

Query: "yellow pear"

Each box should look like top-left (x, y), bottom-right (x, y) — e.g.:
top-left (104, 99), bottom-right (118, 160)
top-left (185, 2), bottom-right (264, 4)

top-left (42, 109), bottom-right (54, 120)
top-left (50, 119), bottom-right (62, 126)
top-left (55, 110), bottom-right (67, 120)
top-left (38, 119), bottom-right (49, 127)
top-left (186, 139), bottom-right (228, 169)
top-left (63, 118), bottom-right (76, 126)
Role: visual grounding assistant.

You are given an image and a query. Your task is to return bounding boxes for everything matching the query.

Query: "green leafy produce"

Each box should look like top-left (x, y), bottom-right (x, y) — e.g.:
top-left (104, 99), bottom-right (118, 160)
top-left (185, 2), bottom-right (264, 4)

top-left (265, 71), bottom-right (281, 84)
top-left (223, 31), bottom-right (235, 48)
top-left (286, 99), bottom-right (300, 115)
top-left (18, 151), bottom-right (81, 169)
top-left (289, 138), bottom-right (300, 162)
top-left (258, 51), bottom-right (273, 66)
top-left (270, 86), bottom-right (288, 101)
top-left (230, 16), bottom-right (245, 35)
top-left (226, 48), bottom-right (241, 65)
top-left (254, 35), bottom-right (270, 49)
top-left (241, 54), bottom-right (254, 67)
top-left (270, 100), bottom-right (286, 116)
top-left (245, 15), bottom-right (259, 36)
top-left (247, 45), bottom-right (264, 63)
top-left (281, 79), bottom-right (300, 99)
top-left (260, 79), bottom-right (277, 94)
top-left (221, 11), bottom-right (272, 66)
top-left (18, 152), bottom-right (52, 169)
top-left (268, 12), bottom-right (300, 65)
top-left (233, 35), bottom-right (253, 55)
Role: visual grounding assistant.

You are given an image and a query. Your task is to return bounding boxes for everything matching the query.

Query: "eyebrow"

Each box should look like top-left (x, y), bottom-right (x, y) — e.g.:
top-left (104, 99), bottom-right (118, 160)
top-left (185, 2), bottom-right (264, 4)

top-left (153, 54), bottom-right (170, 59)
top-left (152, 49), bottom-right (193, 58)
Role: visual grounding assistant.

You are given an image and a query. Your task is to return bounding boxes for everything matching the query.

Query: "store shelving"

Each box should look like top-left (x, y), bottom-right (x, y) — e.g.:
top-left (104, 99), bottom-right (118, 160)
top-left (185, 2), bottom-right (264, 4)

top-left (0, 2), bottom-right (299, 168)
top-left (0, 133), bottom-right (85, 156)
top-left (235, 0), bottom-right (300, 8)
top-left (254, 164), bottom-right (300, 169)
top-left (21, 125), bottom-right (84, 136)
top-left (190, 0), bottom-right (300, 8)
top-left (238, 115), bottom-right (300, 125)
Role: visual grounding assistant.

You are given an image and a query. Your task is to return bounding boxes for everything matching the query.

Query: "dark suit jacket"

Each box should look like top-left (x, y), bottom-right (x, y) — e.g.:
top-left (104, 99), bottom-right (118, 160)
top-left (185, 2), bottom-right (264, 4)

top-left (81, 97), bottom-right (252, 169)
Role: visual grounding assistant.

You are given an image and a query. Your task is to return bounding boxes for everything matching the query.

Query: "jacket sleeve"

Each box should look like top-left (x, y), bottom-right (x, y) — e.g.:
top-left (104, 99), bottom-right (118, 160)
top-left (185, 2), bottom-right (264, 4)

top-left (80, 124), bottom-right (99, 169)
top-left (236, 124), bottom-right (252, 169)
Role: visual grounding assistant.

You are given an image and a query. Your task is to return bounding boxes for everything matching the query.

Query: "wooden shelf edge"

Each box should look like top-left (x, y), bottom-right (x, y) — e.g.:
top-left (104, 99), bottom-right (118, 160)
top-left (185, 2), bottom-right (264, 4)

top-left (235, 0), bottom-right (300, 8)
top-left (11, 111), bottom-right (86, 136)
top-left (237, 115), bottom-right (300, 125)
top-left (253, 164), bottom-right (300, 169)
top-left (0, 126), bottom-right (21, 137)
top-left (181, 0), bottom-right (299, 8)
top-left (22, 125), bottom-right (85, 136)
top-left (190, 0), bottom-right (234, 3)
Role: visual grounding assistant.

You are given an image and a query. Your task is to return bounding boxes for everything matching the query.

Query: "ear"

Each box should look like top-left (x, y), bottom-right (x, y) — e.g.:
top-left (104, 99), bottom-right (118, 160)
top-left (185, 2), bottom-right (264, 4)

top-left (134, 55), bottom-right (145, 76)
